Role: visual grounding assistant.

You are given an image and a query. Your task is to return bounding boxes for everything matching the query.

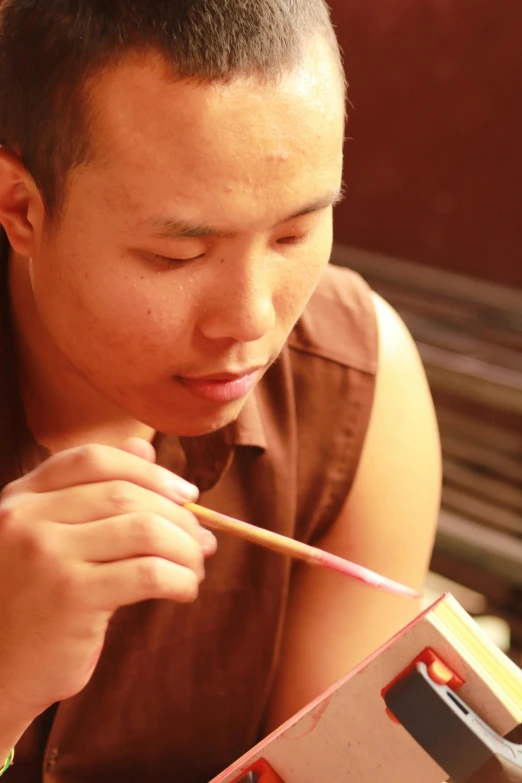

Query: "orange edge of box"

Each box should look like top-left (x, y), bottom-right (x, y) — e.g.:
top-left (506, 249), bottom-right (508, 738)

top-left (230, 758), bottom-right (287, 783)
top-left (381, 647), bottom-right (465, 725)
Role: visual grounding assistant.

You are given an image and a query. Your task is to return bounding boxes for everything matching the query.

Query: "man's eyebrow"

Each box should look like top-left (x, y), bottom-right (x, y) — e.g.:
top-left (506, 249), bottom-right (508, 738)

top-left (144, 217), bottom-right (232, 240)
top-left (143, 187), bottom-right (345, 240)
top-left (286, 187), bottom-right (345, 221)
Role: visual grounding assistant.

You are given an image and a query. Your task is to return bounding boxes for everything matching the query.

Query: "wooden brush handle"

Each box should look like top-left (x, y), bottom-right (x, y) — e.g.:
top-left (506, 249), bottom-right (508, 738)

top-left (184, 503), bottom-right (420, 599)
top-left (185, 503), bottom-right (318, 564)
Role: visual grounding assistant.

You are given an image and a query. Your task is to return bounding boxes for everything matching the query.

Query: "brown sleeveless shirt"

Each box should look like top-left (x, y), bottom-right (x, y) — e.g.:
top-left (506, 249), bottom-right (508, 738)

top-left (0, 230), bottom-right (378, 783)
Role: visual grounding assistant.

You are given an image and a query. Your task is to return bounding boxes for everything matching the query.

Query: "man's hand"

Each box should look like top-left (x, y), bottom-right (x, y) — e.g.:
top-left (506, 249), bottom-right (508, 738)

top-left (0, 438), bottom-right (215, 730)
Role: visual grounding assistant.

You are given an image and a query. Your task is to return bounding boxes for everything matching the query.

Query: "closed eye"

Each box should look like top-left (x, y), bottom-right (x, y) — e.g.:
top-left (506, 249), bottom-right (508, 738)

top-left (276, 233), bottom-right (313, 246)
top-left (146, 231), bottom-right (313, 266)
top-left (150, 253), bottom-right (205, 266)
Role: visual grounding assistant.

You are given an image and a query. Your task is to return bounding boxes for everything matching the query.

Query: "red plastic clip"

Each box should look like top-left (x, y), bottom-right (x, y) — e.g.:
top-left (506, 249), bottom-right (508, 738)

top-left (230, 758), bottom-right (286, 783)
top-left (381, 647), bottom-right (465, 724)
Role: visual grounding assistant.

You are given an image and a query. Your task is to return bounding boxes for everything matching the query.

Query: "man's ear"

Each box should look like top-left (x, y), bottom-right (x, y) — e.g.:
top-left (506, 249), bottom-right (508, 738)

top-left (0, 147), bottom-right (44, 257)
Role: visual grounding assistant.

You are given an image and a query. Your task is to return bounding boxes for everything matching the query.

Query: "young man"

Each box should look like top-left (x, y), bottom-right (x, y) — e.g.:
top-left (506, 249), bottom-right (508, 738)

top-left (0, 1), bottom-right (441, 780)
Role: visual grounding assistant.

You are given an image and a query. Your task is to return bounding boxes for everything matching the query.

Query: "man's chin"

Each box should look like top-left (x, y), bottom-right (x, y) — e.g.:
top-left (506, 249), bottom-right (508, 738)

top-left (153, 397), bottom-right (247, 439)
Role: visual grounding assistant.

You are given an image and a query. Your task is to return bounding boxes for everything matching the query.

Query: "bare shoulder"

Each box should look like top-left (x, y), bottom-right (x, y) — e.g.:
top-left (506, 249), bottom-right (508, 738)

top-left (348, 289), bottom-right (441, 518)
top-left (364, 291), bottom-right (439, 451)
top-left (263, 291), bottom-right (442, 733)
top-left (371, 291), bottom-right (425, 375)
top-left (337, 290), bottom-right (441, 584)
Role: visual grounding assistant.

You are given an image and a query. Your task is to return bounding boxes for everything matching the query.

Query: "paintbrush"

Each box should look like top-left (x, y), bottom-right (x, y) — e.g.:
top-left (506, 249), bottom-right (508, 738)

top-left (185, 503), bottom-right (420, 599)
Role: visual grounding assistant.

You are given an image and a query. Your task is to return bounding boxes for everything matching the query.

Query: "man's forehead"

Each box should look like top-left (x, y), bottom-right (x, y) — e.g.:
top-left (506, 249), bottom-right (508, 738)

top-left (83, 45), bottom-right (345, 216)
top-left (88, 41), bottom-right (344, 136)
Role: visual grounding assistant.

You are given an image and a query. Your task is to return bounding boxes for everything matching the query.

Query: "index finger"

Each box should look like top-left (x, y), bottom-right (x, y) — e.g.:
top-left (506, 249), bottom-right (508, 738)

top-left (7, 443), bottom-right (199, 505)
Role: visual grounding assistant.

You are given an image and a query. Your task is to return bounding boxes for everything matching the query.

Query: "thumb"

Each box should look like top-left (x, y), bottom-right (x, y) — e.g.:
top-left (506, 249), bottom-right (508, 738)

top-left (120, 437), bottom-right (157, 463)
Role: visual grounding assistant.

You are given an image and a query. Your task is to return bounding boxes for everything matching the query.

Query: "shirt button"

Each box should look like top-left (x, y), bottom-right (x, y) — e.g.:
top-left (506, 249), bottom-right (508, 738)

top-left (46, 748), bottom-right (59, 773)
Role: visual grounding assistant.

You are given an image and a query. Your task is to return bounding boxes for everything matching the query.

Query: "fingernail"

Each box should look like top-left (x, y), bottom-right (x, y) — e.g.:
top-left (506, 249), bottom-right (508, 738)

top-left (167, 475), bottom-right (199, 502)
top-left (200, 529), bottom-right (218, 556)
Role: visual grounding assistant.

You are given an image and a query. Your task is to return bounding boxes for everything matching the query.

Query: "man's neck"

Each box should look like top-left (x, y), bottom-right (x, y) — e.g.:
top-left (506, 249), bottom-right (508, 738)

top-left (8, 250), bottom-right (155, 454)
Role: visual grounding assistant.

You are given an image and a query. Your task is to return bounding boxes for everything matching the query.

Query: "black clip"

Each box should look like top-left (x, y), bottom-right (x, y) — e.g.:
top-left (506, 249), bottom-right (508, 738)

top-left (383, 661), bottom-right (522, 782)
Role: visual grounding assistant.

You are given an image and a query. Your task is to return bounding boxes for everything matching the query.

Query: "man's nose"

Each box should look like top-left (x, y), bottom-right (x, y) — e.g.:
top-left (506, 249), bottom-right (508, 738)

top-left (197, 255), bottom-right (277, 344)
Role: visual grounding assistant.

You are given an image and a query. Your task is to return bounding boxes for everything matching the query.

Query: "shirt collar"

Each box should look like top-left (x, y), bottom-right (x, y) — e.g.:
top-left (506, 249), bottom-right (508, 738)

top-left (227, 388), bottom-right (268, 451)
top-left (177, 388), bottom-right (267, 493)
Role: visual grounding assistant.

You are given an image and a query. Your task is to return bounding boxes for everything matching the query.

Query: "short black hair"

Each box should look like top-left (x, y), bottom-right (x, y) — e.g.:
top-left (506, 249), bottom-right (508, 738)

top-left (0, 0), bottom-right (344, 219)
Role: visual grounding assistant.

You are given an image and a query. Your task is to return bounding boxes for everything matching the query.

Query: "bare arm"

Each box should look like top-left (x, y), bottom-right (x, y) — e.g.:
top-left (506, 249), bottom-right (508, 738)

top-left (264, 293), bottom-right (442, 731)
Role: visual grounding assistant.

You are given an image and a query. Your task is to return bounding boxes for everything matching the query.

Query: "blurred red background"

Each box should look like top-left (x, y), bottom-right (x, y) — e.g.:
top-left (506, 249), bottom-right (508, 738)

top-left (329, 0), bottom-right (522, 287)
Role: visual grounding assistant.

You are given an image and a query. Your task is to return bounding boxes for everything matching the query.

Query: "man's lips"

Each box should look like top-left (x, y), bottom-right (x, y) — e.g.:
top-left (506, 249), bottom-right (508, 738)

top-left (188, 371), bottom-right (257, 382)
top-left (176, 366), bottom-right (265, 403)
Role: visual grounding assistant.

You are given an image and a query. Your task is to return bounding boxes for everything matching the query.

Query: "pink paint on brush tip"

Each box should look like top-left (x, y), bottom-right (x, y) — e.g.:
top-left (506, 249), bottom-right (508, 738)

top-left (312, 550), bottom-right (421, 599)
